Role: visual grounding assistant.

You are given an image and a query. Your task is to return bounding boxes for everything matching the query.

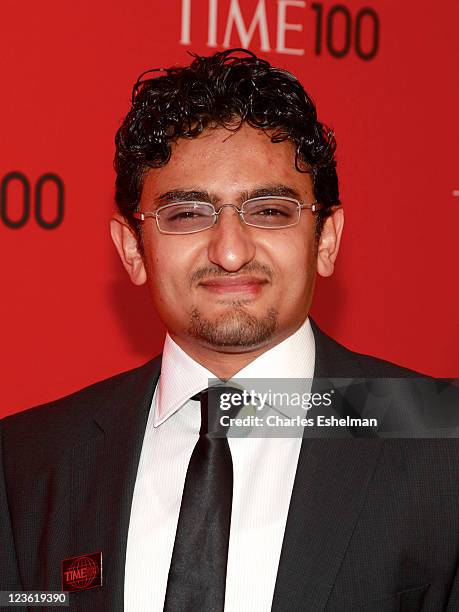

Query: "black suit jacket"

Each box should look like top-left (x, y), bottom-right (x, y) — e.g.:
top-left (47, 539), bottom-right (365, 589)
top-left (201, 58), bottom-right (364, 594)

top-left (2, 320), bottom-right (459, 611)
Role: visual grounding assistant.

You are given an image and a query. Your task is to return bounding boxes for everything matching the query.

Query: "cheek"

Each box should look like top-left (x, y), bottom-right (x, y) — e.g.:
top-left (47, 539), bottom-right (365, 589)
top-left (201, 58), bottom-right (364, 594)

top-left (269, 233), bottom-right (316, 279)
top-left (272, 237), bottom-right (318, 308)
top-left (144, 239), bottom-right (196, 299)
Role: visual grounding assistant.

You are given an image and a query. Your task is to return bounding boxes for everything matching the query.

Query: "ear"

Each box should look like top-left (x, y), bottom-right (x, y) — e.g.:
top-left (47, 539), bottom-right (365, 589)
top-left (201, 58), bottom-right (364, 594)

top-left (110, 213), bottom-right (146, 285)
top-left (316, 207), bottom-right (344, 278)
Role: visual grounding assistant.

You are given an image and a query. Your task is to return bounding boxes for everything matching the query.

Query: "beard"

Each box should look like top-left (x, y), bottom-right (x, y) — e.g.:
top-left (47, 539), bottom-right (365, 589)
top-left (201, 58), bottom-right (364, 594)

top-left (188, 303), bottom-right (278, 349)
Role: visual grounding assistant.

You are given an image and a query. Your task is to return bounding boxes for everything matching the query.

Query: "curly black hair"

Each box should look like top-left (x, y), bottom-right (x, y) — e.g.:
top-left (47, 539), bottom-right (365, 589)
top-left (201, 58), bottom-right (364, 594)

top-left (114, 48), bottom-right (340, 235)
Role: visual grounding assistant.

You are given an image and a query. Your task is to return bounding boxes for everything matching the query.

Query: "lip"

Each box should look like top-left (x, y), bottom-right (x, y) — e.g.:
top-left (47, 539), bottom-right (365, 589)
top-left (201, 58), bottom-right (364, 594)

top-left (198, 275), bottom-right (268, 296)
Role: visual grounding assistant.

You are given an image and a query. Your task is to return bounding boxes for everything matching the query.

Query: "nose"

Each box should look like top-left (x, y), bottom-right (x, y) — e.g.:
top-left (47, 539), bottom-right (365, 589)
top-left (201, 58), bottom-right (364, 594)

top-left (207, 205), bottom-right (256, 272)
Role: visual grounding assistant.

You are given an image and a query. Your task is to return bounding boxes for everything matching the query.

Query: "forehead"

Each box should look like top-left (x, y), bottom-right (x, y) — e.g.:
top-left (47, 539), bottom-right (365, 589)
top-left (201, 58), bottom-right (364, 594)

top-left (141, 123), bottom-right (312, 200)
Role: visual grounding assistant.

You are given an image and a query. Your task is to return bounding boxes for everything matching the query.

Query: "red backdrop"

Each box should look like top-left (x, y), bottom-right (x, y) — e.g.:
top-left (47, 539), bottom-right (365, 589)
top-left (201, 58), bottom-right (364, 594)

top-left (1, 0), bottom-right (458, 417)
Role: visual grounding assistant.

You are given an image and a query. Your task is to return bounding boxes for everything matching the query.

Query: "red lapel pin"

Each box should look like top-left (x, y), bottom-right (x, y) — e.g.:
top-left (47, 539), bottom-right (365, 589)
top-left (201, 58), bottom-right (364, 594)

top-left (62, 552), bottom-right (103, 592)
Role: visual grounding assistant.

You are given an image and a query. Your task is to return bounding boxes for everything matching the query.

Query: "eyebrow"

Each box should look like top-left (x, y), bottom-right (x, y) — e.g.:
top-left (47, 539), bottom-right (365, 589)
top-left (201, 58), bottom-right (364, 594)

top-left (244, 184), bottom-right (302, 200)
top-left (155, 184), bottom-right (303, 206)
top-left (157, 189), bottom-right (211, 204)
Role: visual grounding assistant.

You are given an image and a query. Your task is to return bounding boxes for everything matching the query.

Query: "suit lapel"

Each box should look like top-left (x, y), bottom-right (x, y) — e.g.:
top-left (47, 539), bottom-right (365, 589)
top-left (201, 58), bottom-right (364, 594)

top-left (271, 438), bottom-right (383, 611)
top-left (69, 357), bottom-right (161, 612)
top-left (271, 321), bottom-right (384, 611)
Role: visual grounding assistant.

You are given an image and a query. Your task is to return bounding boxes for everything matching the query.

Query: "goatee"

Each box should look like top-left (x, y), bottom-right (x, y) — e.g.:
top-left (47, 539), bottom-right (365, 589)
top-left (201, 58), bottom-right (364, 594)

top-left (188, 304), bottom-right (278, 349)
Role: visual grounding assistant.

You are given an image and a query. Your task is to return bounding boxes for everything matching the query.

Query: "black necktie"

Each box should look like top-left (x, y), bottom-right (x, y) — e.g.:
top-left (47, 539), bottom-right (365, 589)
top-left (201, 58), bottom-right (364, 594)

top-left (163, 386), bottom-right (238, 612)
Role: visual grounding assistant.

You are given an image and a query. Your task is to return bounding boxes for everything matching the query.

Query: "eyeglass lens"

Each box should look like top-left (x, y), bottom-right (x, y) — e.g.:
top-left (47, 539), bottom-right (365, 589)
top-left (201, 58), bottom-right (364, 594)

top-left (157, 199), bottom-right (300, 233)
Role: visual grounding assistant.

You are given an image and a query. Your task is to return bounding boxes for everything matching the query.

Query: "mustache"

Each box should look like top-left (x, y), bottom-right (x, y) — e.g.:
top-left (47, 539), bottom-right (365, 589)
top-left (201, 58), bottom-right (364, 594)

top-left (189, 262), bottom-right (274, 287)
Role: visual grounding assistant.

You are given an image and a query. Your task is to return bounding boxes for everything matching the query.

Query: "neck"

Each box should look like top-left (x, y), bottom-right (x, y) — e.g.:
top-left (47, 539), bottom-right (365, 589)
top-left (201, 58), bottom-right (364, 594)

top-left (169, 323), bottom-right (305, 379)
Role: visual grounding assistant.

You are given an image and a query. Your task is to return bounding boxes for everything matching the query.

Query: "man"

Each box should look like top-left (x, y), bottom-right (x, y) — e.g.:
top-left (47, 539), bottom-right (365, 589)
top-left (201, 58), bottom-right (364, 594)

top-left (1, 49), bottom-right (459, 611)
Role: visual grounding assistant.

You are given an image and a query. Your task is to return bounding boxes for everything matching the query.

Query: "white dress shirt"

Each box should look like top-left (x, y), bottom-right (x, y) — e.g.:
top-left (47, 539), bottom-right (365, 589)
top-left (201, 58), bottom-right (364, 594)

top-left (124, 317), bottom-right (315, 611)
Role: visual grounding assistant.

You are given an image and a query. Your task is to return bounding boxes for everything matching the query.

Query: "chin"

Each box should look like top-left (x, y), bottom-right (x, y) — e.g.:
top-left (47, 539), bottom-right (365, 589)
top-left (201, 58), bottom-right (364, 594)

top-left (188, 305), bottom-right (278, 350)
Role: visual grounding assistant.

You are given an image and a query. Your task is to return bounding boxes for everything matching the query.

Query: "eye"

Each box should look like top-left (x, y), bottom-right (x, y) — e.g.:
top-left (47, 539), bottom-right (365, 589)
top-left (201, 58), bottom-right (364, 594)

top-left (255, 206), bottom-right (289, 217)
top-left (246, 202), bottom-right (295, 218)
top-left (243, 199), bottom-right (298, 227)
top-left (168, 210), bottom-right (205, 221)
top-left (161, 204), bottom-right (213, 224)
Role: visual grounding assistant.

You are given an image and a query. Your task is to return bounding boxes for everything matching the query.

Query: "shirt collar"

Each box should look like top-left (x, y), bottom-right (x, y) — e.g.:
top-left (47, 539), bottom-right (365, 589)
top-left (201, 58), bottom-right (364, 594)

top-left (153, 317), bottom-right (315, 427)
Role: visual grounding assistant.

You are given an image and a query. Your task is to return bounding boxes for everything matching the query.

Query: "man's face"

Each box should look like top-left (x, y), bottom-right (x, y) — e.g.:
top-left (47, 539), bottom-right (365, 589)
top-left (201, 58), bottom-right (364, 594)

top-left (112, 123), bottom-right (343, 356)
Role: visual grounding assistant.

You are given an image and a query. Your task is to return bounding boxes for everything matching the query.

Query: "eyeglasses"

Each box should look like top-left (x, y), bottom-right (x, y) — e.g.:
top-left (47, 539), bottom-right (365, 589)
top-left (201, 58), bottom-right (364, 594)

top-left (133, 196), bottom-right (323, 235)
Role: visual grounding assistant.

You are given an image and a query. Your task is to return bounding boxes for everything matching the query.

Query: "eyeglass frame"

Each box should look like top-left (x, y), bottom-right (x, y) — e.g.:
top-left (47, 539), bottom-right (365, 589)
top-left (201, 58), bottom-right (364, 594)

top-left (132, 196), bottom-right (324, 235)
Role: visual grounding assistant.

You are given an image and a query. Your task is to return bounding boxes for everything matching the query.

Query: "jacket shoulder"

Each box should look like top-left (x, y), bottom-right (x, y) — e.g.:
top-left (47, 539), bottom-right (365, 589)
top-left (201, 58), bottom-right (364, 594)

top-left (347, 348), bottom-right (422, 378)
top-left (310, 319), bottom-right (424, 379)
top-left (1, 356), bottom-right (161, 443)
top-left (310, 320), bottom-right (459, 432)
